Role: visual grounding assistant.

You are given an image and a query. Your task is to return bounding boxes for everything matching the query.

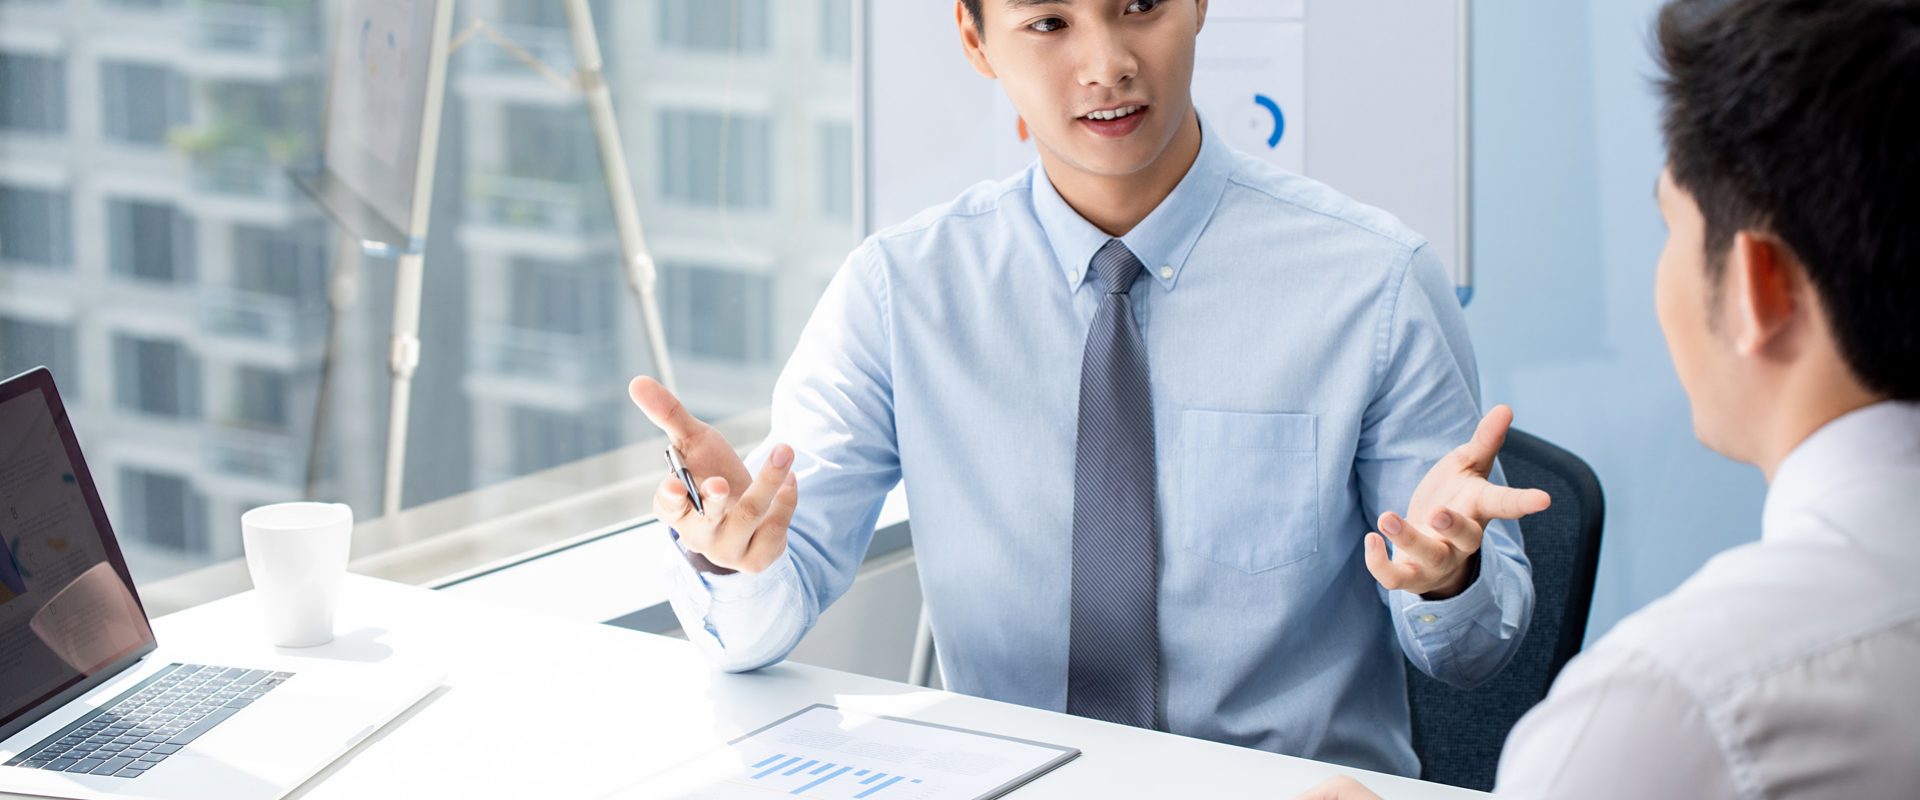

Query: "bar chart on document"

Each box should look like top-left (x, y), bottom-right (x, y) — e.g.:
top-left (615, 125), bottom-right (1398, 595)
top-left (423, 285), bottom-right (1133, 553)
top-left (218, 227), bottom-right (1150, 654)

top-left (733, 753), bottom-right (927, 799)
top-left (617, 706), bottom-right (1079, 800)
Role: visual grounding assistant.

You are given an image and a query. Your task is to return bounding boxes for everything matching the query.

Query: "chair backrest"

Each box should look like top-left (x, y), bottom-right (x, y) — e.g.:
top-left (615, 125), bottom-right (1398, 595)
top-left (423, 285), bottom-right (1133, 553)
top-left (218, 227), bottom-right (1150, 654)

top-left (1406, 427), bottom-right (1605, 791)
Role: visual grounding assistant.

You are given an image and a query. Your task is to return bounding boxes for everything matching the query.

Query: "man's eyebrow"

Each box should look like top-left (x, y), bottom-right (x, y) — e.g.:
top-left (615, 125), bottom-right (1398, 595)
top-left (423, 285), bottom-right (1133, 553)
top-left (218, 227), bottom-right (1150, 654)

top-left (1007, 0), bottom-right (1072, 8)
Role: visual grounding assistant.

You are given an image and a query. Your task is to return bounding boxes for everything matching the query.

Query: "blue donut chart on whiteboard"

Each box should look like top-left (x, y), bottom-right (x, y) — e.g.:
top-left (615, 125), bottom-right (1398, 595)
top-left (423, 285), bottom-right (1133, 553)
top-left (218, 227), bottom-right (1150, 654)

top-left (1254, 94), bottom-right (1286, 149)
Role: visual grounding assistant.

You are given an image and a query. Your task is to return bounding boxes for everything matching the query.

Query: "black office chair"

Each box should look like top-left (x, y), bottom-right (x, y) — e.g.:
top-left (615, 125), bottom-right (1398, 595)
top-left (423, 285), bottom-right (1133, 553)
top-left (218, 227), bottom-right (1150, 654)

top-left (1405, 427), bottom-right (1605, 792)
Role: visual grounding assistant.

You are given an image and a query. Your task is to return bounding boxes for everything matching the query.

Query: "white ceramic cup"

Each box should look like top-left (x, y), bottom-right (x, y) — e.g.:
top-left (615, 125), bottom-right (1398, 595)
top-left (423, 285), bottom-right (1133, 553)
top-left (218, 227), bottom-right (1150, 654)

top-left (241, 502), bottom-right (352, 648)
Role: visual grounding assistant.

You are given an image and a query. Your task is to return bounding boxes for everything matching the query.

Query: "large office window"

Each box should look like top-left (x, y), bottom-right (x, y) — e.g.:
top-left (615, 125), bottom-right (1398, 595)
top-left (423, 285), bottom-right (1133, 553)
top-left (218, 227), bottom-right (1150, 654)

top-left (0, 52), bottom-right (66, 134)
top-left (0, 318), bottom-right (77, 396)
top-left (1, 0), bottom-right (855, 588)
top-left (118, 467), bottom-right (207, 554)
top-left (661, 262), bottom-right (773, 364)
top-left (659, 0), bottom-right (770, 53)
top-left (101, 61), bottom-right (189, 146)
top-left (0, 184), bottom-right (73, 268)
top-left (113, 334), bottom-right (201, 419)
top-left (108, 199), bottom-right (197, 284)
top-left (657, 109), bottom-right (773, 210)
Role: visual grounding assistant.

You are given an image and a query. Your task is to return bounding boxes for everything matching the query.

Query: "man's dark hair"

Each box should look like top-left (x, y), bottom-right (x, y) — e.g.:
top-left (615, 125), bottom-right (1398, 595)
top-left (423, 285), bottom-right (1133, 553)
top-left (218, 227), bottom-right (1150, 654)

top-left (1656, 0), bottom-right (1920, 399)
top-left (962, 0), bottom-right (984, 35)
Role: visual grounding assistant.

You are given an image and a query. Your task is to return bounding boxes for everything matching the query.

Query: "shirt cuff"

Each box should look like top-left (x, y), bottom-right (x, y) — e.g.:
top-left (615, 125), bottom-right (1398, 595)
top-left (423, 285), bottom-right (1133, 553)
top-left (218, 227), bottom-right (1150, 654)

top-left (667, 530), bottom-right (797, 604)
top-left (1397, 551), bottom-right (1499, 641)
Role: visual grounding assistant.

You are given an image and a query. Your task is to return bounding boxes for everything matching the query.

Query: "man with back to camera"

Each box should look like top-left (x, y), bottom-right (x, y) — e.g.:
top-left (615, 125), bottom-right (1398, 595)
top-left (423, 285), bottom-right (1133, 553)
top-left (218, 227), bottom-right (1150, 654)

top-left (629, 0), bottom-right (1552, 775)
top-left (1300, 0), bottom-right (1920, 796)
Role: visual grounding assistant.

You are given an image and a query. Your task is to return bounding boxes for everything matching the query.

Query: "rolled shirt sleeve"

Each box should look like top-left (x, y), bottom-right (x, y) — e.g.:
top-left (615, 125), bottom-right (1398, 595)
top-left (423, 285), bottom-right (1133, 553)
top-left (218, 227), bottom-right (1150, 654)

top-left (1355, 244), bottom-right (1534, 688)
top-left (659, 240), bottom-right (904, 672)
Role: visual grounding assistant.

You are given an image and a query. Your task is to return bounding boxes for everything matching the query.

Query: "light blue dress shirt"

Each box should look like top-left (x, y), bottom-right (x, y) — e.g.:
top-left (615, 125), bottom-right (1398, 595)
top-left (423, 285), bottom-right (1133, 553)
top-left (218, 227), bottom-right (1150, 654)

top-left (660, 121), bottom-right (1533, 776)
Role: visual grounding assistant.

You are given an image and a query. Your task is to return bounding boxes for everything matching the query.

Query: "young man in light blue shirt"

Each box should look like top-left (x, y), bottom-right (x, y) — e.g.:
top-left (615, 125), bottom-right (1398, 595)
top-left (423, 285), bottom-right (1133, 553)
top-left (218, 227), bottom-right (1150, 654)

top-left (630, 0), bottom-right (1548, 775)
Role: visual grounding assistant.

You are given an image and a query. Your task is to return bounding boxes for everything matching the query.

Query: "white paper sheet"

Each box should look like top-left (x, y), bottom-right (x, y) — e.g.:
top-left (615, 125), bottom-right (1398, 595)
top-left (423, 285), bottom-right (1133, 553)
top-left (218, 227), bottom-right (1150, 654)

top-left (616, 705), bottom-right (1078, 800)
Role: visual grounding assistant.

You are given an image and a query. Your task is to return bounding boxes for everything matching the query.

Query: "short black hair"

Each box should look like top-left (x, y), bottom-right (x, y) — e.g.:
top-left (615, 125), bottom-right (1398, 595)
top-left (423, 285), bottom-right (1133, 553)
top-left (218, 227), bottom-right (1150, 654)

top-left (1656, 0), bottom-right (1920, 400)
top-left (962, 0), bottom-right (984, 35)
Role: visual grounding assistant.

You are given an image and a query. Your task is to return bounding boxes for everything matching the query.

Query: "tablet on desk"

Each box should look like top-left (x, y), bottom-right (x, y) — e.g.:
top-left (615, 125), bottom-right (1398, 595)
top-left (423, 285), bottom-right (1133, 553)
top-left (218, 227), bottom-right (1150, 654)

top-left (618, 704), bottom-right (1080, 799)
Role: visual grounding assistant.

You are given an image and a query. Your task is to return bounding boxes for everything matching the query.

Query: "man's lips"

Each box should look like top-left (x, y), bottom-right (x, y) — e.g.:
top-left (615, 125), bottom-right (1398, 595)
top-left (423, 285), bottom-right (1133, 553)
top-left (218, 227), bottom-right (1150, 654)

top-left (1078, 104), bottom-right (1149, 138)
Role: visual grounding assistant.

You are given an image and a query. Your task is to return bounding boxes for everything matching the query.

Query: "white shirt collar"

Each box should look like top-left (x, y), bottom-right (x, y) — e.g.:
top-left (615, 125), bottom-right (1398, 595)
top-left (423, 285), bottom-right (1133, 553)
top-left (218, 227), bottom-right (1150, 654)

top-left (1762, 400), bottom-right (1920, 546)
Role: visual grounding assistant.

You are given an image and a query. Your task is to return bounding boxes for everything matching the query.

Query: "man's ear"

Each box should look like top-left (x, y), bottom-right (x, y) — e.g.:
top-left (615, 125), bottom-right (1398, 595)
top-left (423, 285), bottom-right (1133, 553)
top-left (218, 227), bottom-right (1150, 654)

top-left (1195, 0), bottom-right (1209, 35)
top-left (958, 1), bottom-right (998, 79)
top-left (1728, 230), bottom-right (1801, 358)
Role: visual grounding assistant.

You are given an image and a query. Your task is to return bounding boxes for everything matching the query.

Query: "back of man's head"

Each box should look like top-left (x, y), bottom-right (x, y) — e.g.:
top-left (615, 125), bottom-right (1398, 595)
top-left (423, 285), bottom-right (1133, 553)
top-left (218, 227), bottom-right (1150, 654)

top-left (1656, 0), bottom-right (1920, 400)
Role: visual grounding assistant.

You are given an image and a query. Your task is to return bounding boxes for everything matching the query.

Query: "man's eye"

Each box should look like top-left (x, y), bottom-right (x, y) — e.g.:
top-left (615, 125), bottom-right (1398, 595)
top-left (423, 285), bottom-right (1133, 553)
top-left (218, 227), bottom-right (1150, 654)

top-left (1029, 17), bottom-right (1065, 33)
top-left (1126, 0), bottom-right (1162, 13)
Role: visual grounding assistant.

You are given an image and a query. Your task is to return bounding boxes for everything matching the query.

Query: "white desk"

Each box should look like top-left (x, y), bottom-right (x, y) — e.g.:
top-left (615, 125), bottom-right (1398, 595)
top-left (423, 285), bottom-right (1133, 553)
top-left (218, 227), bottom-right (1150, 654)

top-left (8, 576), bottom-right (1484, 799)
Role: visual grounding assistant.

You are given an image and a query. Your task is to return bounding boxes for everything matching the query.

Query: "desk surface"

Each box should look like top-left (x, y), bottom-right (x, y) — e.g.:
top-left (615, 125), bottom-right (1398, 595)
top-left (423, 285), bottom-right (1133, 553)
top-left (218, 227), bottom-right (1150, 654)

top-left (7, 576), bottom-right (1483, 799)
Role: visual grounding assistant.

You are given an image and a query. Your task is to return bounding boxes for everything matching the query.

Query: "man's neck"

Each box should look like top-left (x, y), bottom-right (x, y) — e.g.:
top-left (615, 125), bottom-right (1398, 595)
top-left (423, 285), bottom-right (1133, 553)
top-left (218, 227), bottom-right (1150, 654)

top-left (1040, 108), bottom-right (1204, 237)
top-left (1754, 368), bottom-right (1884, 483)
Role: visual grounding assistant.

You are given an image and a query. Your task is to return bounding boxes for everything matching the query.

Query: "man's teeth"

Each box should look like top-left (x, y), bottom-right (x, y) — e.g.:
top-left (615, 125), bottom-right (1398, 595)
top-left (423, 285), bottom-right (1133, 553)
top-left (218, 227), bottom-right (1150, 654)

top-left (1085, 105), bottom-right (1142, 121)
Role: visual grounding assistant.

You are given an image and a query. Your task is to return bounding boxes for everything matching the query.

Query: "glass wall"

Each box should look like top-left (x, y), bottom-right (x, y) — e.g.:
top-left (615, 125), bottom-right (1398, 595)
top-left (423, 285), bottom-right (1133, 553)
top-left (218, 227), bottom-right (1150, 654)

top-left (0, 0), bottom-right (857, 584)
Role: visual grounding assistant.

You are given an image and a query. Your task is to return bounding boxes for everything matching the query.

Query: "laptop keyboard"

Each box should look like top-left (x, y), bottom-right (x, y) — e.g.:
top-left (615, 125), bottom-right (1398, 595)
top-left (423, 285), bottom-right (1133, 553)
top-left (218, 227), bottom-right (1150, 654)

top-left (4, 663), bottom-right (292, 779)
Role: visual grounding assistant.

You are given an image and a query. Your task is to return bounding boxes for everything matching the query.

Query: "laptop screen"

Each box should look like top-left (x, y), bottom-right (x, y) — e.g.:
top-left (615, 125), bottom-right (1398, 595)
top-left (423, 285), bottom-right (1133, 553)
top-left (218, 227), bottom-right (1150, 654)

top-left (0, 368), bottom-right (156, 741)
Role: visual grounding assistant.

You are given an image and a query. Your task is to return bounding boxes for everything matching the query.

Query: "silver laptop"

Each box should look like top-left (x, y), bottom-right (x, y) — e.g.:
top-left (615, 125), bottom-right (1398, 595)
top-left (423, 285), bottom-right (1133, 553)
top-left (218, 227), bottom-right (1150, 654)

top-left (0, 367), bottom-right (442, 800)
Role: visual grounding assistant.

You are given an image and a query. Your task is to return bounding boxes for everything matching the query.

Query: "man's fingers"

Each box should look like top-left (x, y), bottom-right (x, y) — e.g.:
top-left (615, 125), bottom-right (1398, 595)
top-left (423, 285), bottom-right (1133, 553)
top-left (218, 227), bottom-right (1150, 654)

top-left (728, 445), bottom-right (796, 529)
top-left (1474, 483), bottom-right (1553, 521)
top-left (1363, 533), bottom-right (1418, 591)
top-left (1425, 508), bottom-right (1485, 552)
top-left (629, 376), bottom-right (707, 443)
top-left (655, 476), bottom-right (692, 521)
top-left (1292, 776), bottom-right (1382, 800)
top-left (1377, 511), bottom-right (1447, 563)
top-left (1454, 404), bottom-right (1516, 475)
top-left (700, 476), bottom-right (732, 521)
top-left (742, 474), bottom-right (799, 571)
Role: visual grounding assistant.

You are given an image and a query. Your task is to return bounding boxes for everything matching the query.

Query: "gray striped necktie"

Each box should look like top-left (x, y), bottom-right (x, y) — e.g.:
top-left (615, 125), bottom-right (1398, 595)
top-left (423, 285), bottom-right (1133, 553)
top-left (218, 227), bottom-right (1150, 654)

top-left (1066, 238), bottom-right (1161, 730)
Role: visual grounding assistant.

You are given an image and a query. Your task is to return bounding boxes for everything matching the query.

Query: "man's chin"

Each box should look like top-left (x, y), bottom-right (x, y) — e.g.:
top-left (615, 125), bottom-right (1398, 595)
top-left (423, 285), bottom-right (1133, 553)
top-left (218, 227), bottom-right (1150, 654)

top-left (1041, 141), bottom-right (1167, 180)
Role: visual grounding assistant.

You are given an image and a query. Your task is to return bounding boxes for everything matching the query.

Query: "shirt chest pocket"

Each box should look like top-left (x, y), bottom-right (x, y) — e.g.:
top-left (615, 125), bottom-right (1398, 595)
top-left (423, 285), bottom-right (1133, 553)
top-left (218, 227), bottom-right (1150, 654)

top-left (1177, 410), bottom-right (1321, 574)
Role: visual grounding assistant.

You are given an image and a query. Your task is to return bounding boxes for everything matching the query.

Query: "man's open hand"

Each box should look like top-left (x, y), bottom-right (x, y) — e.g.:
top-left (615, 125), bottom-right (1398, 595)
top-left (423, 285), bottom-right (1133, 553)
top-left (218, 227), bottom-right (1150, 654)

top-left (631, 376), bottom-right (797, 574)
top-left (1365, 405), bottom-right (1552, 599)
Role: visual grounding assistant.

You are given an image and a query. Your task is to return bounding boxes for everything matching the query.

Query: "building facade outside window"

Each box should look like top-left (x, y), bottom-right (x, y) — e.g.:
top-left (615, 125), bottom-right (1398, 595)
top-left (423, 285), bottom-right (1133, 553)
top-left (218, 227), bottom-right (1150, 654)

top-left (0, 52), bottom-right (65, 135)
top-left (0, 185), bottom-right (72, 269)
top-left (100, 61), bottom-right (190, 146)
top-left (112, 334), bottom-right (200, 420)
top-left (107, 199), bottom-right (197, 285)
top-left (0, 0), bottom-right (857, 587)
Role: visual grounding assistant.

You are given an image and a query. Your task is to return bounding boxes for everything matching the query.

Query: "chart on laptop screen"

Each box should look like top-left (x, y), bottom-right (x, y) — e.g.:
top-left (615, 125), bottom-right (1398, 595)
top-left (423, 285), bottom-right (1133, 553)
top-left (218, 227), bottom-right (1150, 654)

top-left (618, 705), bottom-right (1078, 800)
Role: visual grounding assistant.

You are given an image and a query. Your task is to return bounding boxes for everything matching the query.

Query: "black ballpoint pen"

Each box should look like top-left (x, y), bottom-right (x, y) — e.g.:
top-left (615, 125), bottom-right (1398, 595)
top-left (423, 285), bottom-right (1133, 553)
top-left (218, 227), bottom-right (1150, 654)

top-left (665, 446), bottom-right (706, 517)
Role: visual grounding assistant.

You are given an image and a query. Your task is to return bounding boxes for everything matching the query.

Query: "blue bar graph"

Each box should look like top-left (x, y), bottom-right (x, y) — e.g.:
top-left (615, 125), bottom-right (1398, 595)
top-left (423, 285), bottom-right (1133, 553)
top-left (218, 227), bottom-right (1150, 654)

top-left (742, 756), bottom-right (925, 798)
top-left (853, 776), bottom-right (904, 798)
top-left (791, 766), bottom-right (854, 795)
top-left (754, 756), bottom-right (803, 780)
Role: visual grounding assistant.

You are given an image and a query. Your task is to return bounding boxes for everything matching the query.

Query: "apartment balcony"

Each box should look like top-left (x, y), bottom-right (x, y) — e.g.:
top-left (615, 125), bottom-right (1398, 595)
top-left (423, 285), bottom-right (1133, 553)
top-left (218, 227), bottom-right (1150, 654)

top-left (464, 170), bottom-right (613, 235)
top-left (470, 325), bottom-right (622, 391)
top-left (200, 288), bottom-right (329, 348)
top-left (191, 150), bottom-right (300, 201)
top-left (194, 2), bottom-right (319, 58)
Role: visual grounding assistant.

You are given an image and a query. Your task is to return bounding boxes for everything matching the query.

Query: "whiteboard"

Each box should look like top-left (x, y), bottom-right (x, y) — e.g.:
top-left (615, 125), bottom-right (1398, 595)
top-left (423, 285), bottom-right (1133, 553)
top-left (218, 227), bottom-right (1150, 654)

top-left (860, 0), bottom-right (1471, 299)
top-left (299, 0), bottom-right (454, 253)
